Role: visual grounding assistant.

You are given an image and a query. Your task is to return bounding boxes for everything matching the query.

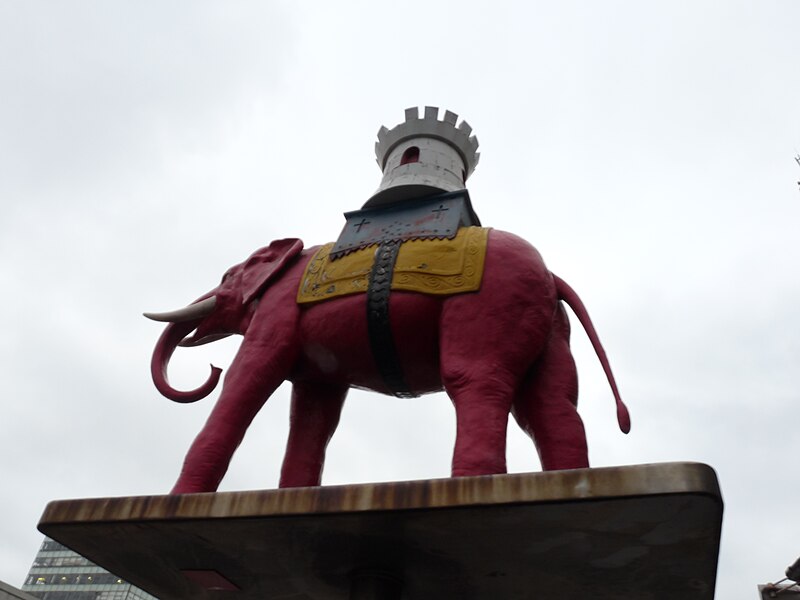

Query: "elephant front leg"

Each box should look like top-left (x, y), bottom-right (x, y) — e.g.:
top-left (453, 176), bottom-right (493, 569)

top-left (279, 381), bottom-right (348, 488)
top-left (171, 341), bottom-right (297, 494)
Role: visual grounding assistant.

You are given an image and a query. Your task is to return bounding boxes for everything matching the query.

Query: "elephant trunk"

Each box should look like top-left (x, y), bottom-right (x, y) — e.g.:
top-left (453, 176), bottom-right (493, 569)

top-left (151, 319), bottom-right (223, 403)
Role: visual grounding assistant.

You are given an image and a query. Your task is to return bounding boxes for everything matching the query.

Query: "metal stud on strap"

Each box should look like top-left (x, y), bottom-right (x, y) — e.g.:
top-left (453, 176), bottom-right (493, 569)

top-left (366, 239), bottom-right (416, 398)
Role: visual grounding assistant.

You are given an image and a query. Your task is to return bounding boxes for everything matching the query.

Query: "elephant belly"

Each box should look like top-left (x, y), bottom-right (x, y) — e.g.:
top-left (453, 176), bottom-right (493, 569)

top-left (293, 292), bottom-right (443, 395)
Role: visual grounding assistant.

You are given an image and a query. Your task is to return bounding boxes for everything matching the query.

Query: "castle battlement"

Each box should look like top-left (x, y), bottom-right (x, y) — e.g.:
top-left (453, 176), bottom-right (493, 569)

top-left (375, 106), bottom-right (480, 176)
top-left (365, 106), bottom-right (481, 208)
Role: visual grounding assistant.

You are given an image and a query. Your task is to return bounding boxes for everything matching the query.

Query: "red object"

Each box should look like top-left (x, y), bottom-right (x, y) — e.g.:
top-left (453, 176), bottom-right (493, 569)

top-left (399, 145), bottom-right (420, 165)
top-left (181, 570), bottom-right (239, 591)
top-left (149, 231), bottom-right (629, 493)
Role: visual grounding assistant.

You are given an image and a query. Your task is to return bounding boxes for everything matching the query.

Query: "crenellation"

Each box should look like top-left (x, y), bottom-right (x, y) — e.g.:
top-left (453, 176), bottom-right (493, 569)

top-left (365, 106), bottom-right (481, 207)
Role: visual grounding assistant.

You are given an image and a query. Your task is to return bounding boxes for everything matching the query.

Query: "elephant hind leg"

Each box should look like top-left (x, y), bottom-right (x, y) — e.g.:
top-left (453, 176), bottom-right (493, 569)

top-left (442, 364), bottom-right (516, 477)
top-left (279, 381), bottom-right (348, 488)
top-left (512, 305), bottom-right (588, 471)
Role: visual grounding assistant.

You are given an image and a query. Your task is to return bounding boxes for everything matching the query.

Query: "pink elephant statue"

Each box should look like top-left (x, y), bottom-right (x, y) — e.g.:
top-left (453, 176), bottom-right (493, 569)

top-left (146, 231), bottom-right (629, 494)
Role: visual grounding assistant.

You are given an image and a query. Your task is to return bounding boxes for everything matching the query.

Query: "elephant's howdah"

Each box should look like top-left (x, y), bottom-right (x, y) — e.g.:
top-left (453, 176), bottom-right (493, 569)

top-left (333, 189), bottom-right (481, 257)
top-left (297, 226), bottom-right (489, 304)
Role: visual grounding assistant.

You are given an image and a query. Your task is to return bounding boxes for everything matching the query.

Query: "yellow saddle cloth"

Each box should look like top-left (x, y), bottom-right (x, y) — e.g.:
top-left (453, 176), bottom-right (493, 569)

top-left (297, 226), bottom-right (489, 304)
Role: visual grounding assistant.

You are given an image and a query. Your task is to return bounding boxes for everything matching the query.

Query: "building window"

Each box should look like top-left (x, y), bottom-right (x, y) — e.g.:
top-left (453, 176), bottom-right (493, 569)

top-left (400, 146), bottom-right (419, 165)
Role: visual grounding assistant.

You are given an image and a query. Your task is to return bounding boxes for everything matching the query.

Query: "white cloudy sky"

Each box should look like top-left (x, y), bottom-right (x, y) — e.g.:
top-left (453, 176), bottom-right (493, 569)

top-left (1, 1), bottom-right (799, 597)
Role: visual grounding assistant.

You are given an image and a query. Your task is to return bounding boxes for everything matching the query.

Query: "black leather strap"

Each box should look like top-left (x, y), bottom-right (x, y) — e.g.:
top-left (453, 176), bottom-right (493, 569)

top-left (366, 240), bottom-right (416, 398)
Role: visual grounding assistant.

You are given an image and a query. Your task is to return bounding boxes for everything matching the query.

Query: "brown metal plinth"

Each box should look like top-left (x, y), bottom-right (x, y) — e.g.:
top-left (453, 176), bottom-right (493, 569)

top-left (38, 462), bottom-right (723, 600)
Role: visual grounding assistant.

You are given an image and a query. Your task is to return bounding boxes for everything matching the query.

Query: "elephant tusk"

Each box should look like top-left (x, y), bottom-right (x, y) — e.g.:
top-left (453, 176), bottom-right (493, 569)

top-left (179, 333), bottom-right (233, 347)
top-left (143, 296), bottom-right (217, 323)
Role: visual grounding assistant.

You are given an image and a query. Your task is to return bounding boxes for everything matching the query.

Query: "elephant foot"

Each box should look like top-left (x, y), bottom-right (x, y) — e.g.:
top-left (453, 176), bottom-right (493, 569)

top-left (279, 457), bottom-right (324, 488)
top-left (170, 477), bottom-right (219, 494)
top-left (539, 447), bottom-right (589, 471)
top-left (451, 458), bottom-right (508, 478)
top-left (170, 461), bottom-right (226, 494)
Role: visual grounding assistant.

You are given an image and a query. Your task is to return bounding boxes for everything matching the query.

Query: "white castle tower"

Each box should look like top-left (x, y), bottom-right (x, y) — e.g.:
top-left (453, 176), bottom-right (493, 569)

top-left (363, 106), bottom-right (480, 208)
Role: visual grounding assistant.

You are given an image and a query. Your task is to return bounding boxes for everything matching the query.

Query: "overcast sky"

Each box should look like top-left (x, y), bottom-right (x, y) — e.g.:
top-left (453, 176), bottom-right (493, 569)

top-left (1, 1), bottom-right (799, 597)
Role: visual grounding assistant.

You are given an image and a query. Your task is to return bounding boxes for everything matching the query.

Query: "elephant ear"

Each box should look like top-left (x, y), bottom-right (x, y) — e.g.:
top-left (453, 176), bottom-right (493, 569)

top-left (241, 238), bottom-right (304, 304)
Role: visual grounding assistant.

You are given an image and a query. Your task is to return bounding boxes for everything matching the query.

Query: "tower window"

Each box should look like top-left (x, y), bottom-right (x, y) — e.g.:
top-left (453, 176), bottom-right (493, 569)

top-left (400, 146), bottom-right (420, 165)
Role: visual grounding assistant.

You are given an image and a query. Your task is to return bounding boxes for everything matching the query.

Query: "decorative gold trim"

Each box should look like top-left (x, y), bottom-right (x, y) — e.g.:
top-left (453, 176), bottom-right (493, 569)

top-left (297, 227), bottom-right (489, 304)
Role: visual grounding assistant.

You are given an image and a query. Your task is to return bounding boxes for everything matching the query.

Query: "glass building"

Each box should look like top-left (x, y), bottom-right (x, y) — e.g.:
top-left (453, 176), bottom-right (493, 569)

top-left (22, 538), bottom-right (157, 600)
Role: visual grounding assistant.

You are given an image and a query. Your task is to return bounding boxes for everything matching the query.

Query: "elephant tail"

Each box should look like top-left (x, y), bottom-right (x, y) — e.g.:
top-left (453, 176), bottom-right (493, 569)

top-left (554, 274), bottom-right (630, 434)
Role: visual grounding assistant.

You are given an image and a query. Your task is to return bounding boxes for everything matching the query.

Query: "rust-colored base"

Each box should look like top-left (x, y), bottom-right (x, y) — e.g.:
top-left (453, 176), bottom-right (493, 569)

top-left (38, 463), bottom-right (723, 600)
